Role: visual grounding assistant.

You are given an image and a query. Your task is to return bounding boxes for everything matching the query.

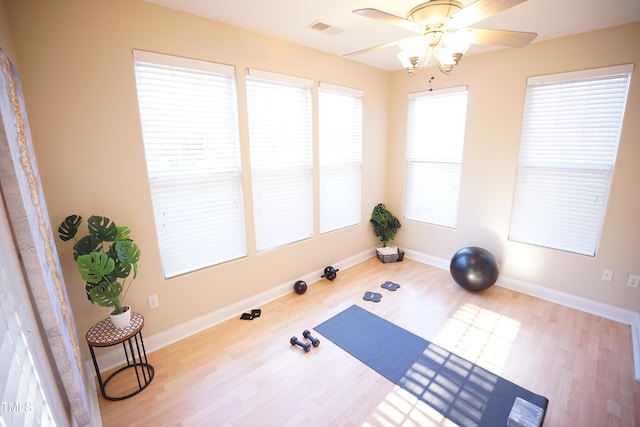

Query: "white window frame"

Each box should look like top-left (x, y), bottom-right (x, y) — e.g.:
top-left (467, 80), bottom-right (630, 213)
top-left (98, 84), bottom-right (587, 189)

top-left (509, 64), bottom-right (633, 256)
top-left (245, 69), bottom-right (313, 252)
top-left (404, 86), bottom-right (468, 228)
top-left (319, 82), bottom-right (363, 234)
top-left (133, 50), bottom-right (247, 277)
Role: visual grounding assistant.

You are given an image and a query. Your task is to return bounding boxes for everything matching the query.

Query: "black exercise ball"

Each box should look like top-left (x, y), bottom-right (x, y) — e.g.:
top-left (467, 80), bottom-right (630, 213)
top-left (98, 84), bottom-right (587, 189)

top-left (294, 280), bottom-right (307, 294)
top-left (450, 247), bottom-right (499, 292)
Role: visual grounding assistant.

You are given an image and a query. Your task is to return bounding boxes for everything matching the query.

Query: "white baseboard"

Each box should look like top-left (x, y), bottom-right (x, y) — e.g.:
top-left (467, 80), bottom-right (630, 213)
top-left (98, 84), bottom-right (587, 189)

top-left (403, 248), bottom-right (450, 270)
top-left (632, 313), bottom-right (640, 381)
top-left (404, 249), bottom-right (640, 381)
top-left (497, 275), bottom-right (638, 324)
top-left (85, 371), bottom-right (102, 427)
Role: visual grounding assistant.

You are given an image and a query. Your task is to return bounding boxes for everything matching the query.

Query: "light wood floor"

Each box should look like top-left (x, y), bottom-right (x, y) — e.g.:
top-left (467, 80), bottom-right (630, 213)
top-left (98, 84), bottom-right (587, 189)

top-left (97, 257), bottom-right (640, 426)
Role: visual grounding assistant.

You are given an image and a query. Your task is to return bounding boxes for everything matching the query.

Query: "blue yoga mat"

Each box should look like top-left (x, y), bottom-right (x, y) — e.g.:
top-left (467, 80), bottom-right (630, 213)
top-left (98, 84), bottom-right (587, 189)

top-left (314, 305), bottom-right (548, 427)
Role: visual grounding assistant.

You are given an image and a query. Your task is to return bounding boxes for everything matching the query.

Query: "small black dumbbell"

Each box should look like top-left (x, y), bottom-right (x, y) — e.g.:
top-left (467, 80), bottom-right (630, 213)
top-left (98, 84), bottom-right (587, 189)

top-left (321, 266), bottom-right (339, 281)
top-left (290, 336), bottom-right (311, 353)
top-left (303, 330), bottom-right (320, 347)
top-left (293, 280), bottom-right (307, 294)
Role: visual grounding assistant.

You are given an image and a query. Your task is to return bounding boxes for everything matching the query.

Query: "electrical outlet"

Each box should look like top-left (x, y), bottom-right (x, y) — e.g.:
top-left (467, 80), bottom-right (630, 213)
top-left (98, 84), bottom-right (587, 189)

top-left (627, 274), bottom-right (640, 288)
top-left (601, 269), bottom-right (613, 282)
top-left (148, 294), bottom-right (159, 309)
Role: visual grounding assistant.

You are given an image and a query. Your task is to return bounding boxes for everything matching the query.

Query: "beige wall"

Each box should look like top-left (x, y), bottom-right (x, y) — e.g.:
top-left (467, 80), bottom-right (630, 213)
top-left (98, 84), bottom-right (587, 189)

top-left (0, 0), bottom-right (15, 61)
top-left (3, 0), bottom-right (638, 348)
top-left (388, 22), bottom-right (640, 312)
top-left (4, 0), bottom-right (388, 341)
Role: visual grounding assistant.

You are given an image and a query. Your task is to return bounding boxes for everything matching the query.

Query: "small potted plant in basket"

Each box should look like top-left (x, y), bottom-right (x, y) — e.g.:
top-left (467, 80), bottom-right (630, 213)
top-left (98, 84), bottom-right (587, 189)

top-left (370, 203), bottom-right (403, 263)
top-left (58, 215), bottom-right (141, 328)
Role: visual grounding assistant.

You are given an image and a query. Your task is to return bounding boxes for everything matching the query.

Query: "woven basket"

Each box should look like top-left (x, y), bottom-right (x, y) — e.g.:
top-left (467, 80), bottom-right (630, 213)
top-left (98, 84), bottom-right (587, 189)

top-left (376, 247), bottom-right (404, 263)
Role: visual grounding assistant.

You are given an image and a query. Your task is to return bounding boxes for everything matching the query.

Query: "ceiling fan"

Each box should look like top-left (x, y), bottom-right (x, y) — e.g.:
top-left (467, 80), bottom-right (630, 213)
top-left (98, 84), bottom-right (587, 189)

top-left (348, 0), bottom-right (537, 75)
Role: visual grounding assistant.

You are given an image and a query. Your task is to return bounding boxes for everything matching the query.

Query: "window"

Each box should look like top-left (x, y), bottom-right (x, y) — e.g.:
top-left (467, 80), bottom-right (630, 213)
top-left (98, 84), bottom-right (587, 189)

top-left (404, 86), bottom-right (468, 227)
top-left (319, 82), bottom-right (363, 233)
top-left (133, 51), bottom-right (247, 277)
top-left (246, 69), bottom-right (313, 252)
top-left (1, 204), bottom-right (57, 426)
top-left (509, 64), bottom-right (633, 256)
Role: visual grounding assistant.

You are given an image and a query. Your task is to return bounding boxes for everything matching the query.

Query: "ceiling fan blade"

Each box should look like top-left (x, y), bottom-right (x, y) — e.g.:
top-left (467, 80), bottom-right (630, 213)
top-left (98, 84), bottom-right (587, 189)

top-left (470, 28), bottom-right (537, 47)
top-left (448, 0), bottom-right (527, 29)
top-left (353, 8), bottom-right (424, 33)
top-left (343, 39), bottom-right (401, 57)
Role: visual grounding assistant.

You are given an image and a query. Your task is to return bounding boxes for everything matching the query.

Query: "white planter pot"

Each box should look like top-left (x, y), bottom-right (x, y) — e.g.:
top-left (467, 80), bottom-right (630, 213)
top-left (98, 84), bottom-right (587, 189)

top-left (109, 306), bottom-right (131, 329)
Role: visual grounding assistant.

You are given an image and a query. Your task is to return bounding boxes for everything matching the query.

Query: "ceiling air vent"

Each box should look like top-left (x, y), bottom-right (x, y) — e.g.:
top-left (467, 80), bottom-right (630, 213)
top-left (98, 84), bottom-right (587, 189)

top-left (307, 20), bottom-right (343, 36)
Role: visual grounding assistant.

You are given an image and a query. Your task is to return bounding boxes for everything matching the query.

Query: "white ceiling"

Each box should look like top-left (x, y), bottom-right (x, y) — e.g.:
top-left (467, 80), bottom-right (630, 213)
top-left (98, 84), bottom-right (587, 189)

top-left (144, 0), bottom-right (640, 71)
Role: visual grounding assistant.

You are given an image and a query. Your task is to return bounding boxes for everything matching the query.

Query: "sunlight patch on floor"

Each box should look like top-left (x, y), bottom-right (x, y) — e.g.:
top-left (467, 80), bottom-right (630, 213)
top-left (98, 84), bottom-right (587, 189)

top-left (362, 386), bottom-right (459, 427)
top-left (361, 304), bottom-right (521, 426)
top-left (433, 303), bottom-right (520, 374)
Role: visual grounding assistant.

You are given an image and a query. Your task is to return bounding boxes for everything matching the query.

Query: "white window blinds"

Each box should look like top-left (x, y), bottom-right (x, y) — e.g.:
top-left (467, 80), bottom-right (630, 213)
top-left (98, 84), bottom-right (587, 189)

top-left (133, 50), bottom-right (247, 277)
top-left (404, 86), bottom-right (468, 228)
top-left (509, 64), bottom-right (633, 256)
top-left (319, 82), bottom-right (363, 234)
top-left (246, 69), bottom-right (313, 252)
top-left (1, 206), bottom-right (56, 426)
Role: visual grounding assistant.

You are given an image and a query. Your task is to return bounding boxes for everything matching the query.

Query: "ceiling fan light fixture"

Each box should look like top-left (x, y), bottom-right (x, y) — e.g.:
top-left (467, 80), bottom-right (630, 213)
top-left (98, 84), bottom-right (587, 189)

top-left (398, 36), bottom-right (430, 75)
top-left (397, 52), bottom-right (420, 76)
top-left (397, 50), bottom-right (431, 76)
top-left (436, 44), bottom-right (464, 75)
top-left (398, 36), bottom-right (428, 56)
top-left (408, 0), bottom-right (463, 26)
top-left (397, 34), bottom-right (463, 76)
top-left (442, 30), bottom-right (475, 55)
top-left (397, 27), bottom-right (473, 76)
top-left (437, 47), bottom-right (456, 66)
top-left (354, 1), bottom-right (538, 78)
top-left (437, 62), bottom-right (455, 75)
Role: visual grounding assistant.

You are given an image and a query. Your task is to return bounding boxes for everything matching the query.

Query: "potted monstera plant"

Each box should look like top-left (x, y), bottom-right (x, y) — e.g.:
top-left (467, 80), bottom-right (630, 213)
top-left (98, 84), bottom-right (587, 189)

top-left (58, 215), bottom-right (141, 328)
top-left (370, 203), bottom-right (403, 263)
